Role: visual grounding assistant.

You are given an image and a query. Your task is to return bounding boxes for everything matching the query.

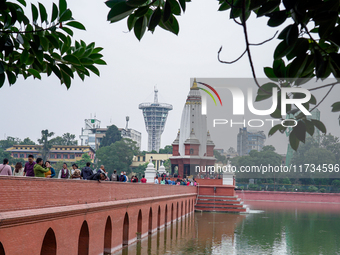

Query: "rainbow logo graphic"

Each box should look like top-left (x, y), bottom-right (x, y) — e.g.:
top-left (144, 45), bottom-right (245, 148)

top-left (197, 82), bottom-right (223, 106)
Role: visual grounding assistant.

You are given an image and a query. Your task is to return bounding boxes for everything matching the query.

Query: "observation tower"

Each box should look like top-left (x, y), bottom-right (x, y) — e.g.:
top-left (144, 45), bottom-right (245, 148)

top-left (139, 87), bottom-right (173, 152)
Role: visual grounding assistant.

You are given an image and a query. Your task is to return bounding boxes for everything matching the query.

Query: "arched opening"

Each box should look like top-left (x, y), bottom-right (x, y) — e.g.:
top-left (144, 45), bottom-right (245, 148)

top-left (181, 201), bottom-right (183, 217)
top-left (123, 213), bottom-right (129, 246)
top-left (41, 228), bottom-right (56, 255)
top-left (185, 200), bottom-right (187, 216)
top-left (104, 216), bottom-right (112, 254)
top-left (137, 210), bottom-right (142, 239)
top-left (192, 199), bottom-right (194, 211)
top-left (176, 202), bottom-right (179, 220)
top-left (157, 206), bottom-right (161, 229)
top-left (165, 205), bottom-right (168, 226)
top-left (78, 221), bottom-right (89, 255)
top-left (0, 242), bottom-right (5, 255)
top-left (148, 208), bottom-right (152, 234)
top-left (171, 203), bottom-right (174, 222)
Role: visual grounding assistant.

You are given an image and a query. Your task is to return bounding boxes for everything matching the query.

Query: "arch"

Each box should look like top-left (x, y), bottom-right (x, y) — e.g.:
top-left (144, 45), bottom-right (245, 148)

top-left (137, 210), bottom-right (142, 239)
top-left (0, 242), bottom-right (4, 255)
top-left (148, 208), bottom-right (152, 234)
top-left (185, 200), bottom-right (187, 216)
top-left (165, 204), bottom-right (168, 226)
top-left (41, 228), bottom-right (56, 255)
top-left (171, 203), bottom-right (174, 222)
top-left (78, 221), bottom-right (89, 255)
top-left (181, 201), bottom-right (183, 217)
top-left (188, 200), bottom-right (190, 213)
top-left (157, 206), bottom-right (161, 229)
top-left (104, 216), bottom-right (112, 254)
top-left (123, 212), bottom-right (129, 246)
top-left (176, 202), bottom-right (179, 220)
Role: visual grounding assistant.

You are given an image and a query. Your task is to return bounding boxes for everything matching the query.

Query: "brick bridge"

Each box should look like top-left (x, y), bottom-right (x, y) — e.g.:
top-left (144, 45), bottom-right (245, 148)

top-left (0, 177), bottom-right (196, 255)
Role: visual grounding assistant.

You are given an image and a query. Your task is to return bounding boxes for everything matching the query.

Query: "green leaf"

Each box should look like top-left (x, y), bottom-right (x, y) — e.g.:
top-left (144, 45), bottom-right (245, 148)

top-left (59, 9), bottom-right (72, 22)
top-left (58, 63), bottom-right (74, 78)
top-left (163, 0), bottom-right (171, 22)
top-left (94, 59), bottom-right (107, 65)
top-left (169, 0), bottom-right (181, 16)
top-left (274, 40), bottom-right (294, 60)
top-left (31, 3), bottom-right (38, 22)
top-left (66, 21), bottom-right (86, 30)
top-left (38, 2), bottom-right (47, 23)
top-left (63, 54), bottom-right (81, 65)
top-left (257, 0), bottom-right (280, 17)
top-left (92, 47), bottom-right (104, 54)
top-left (287, 55), bottom-right (308, 78)
top-left (27, 68), bottom-right (41, 79)
top-left (6, 70), bottom-right (16, 85)
top-left (286, 23), bottom-right (298, 45)
top-left (289, 130), bottom-right (300, 151)
top-left (267, 10), bottom-right (287, 27)
top-left (294, 121), bottom-right (306, 143)
top-left (257, 82), bottom-right (279, 95)
top-left (20, 49), bottom-right (28, 63)
top-left (88, 53), bottom-right (103, 60)
top-left (331, 102), bottom-right (340, 112)
top-left (46, 35), bottom-right (59, 48)
top-left (134, 16), bottom-right (147, 40)
top-left (286, 38), bottom-right (310, 60)
top-left (61, 27), bottom-right (73, 36)
top-left (273, 59), bottom-right (285, 77)
top-left (268, 124), bottom-right (285, 137)
top-left (59, 0), bottom-right (67, 15)
top-left (304, 119), bottom-right (315, 137)
top-left (159, 15), bottom-right (179, 35)
top-left (107, 2), bottom-right (135, 23)
top-left (80, 58), bottom-right (94, 65)
top-left (0, 73), bottom-right (5, 88)
top-left (264, 67), bottom-right (278, 81)
top-left (86, 64), bottom-right (100, 76)
top-left (278, 25), bottom-right (291, 40)
top-left (218, 1), bottom-right (230, 11)
top-left (61, 71), bottom-right (71, 89)
top-left (126, 0), bottom-right (148, 7)
top-left (127, 13), bottom-right (136, 31)
top-left (134, 6), bottom-right (149, 17)
top-left (148, 7), bottom-right (161, 31)
top-left (179, 0), bottom-right (186, 12)
top-left (16, 0), bottom-right (26, 7)
top-left (311, 119), bottom-right (326, 133)
top-left (51, 3), bottom-right (58, 23)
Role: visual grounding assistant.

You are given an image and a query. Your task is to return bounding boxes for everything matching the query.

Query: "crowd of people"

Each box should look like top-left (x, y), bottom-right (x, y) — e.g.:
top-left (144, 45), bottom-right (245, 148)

top-left (0, 156), bottom-right (196, 185)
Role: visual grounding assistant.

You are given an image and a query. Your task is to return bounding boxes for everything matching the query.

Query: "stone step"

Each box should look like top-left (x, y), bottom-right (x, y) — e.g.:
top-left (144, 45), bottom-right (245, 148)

top-left (196, 201), bottom-right (244, 206)
top-left (196, 203), bottom-right (244, 208)
top-left (197, 198), bottom-right (241, 202)
top-left (198, 195), bottom-right (238, 199)
top-left (195, 207), bottom-right (247, 213)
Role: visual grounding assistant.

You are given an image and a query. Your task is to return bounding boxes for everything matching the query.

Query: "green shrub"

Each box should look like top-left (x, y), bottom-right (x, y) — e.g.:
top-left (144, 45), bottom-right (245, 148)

top-left (308, 185), bottom-right (318, 192)
top-left (278, 186), bottom-right (287, 191)
top-left (257, 186), bottom-right (262, 191)
top-left (282, 178), bottom-right (291, 185)
top-left (239, 186), bottom-right (244, 190)
top-left (319, 188), bottom-right (326, 193)
top-left (332, 180), bottom-right (340, 187)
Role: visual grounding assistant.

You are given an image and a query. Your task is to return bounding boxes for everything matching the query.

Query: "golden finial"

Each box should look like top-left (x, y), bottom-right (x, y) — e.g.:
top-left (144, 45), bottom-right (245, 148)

top-left (190, 78), bottom-right (198, 90)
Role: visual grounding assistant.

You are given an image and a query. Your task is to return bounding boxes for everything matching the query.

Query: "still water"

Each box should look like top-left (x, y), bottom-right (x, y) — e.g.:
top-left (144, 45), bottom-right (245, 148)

top-left (116, 202), bottom-right (340, 255)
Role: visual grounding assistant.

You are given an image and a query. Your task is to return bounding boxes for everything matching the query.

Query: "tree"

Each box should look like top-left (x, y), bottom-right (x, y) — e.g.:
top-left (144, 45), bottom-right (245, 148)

top-left (20, 137), bottom-right (35, 145)
top-left (96, 138), bottom-right (139, 176)
top-left (75, 153), bottom-right (92, 170)
top-left (214, 150), bottom-right (227, 164)
top-left (0, 0), bottom-right (106, 88)
top-left (262, 145), bottom-right (276, 152)
top-left (50, 132), bottom-right (77, 145)
top-left (227, 147), bottom-right (236, 154)
top-left (106, 0), bottom-right (340, 151)
top-left (37, 129), bottom-right (54, 161)
top-left (132, 162), bottom-right (148, 179)
top-left (0, 136), bottom-right (21, 149)
top-left (159, 145), bottom-right (173, 154)
top-left (100, 125), bottom-right (121, 148)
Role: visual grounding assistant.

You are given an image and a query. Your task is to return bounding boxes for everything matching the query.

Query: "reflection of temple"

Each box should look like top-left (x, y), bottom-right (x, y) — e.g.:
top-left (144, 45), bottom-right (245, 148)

top-left (170, 79), bottom-right (216, 177)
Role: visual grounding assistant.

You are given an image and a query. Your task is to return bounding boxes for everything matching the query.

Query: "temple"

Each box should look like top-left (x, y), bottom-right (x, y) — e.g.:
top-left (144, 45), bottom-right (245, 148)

top-left (170, 79), bottom-right (216, 177)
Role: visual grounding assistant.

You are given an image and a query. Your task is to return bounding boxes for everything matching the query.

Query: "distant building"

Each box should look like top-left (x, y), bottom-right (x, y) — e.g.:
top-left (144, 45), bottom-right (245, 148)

top-left (80, 117), bottom-right (141, 150)
top-left (6, 145), bottom-right (95, 164)
top-left (131, 153), bottom-right (172, 171)
top-left (119, 116), bottom-right (142, 150)
top-left (237, 128), bottom-right (266, 156)
top-left (139, 87), bottom-right (172, 152)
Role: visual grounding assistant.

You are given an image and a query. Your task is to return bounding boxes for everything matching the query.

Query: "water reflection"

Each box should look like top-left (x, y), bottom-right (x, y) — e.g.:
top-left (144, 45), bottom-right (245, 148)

top-left (117, 203), bottom-right (340, 255)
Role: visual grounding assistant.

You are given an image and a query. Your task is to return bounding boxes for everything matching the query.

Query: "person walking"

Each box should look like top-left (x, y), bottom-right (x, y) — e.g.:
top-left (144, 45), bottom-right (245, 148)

top-left (110, 170), bottom-right (119, 181)
top-left (23, 155), bottom-right (36, 177)
top-left (44, 161), bottom-right (56, 178)
top-left (13, 162), bottom-right (24, 176)
top-left (0, 158), bottom-right (12, 176)
top-left (33, 158), bottom-right (51, 177)
top-left (58, 163), bottom-right (69, 179)
top-left (81, 162), bottom-right (93, 180)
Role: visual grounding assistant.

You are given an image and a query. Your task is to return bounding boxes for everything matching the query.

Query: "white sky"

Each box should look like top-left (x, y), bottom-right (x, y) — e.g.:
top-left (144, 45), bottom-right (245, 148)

top-left (0, 0), bottom-right (339, 153)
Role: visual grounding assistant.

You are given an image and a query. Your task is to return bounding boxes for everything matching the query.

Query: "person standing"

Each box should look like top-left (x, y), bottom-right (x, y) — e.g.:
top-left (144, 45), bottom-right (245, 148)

top-left (81, 162), bottom-right (93, 180)
top-left (13, 162), bottom-right (24, 176)
top-left (124, 171), bottom-right (128, 182)
top-left (140, 175), bottom-right (147, 183)
top-left (33, 158), bottom-right (51, 177)
top-left (119, 172), bottom-right (127, 182)
top-left (44, 161), bottom-right (55, 178)
top-left (23, 155), bottom-right (36, 177)
top-left (58, 163), bottom-right (69, 179)
top-left (0, 158), bottom-right (12, 176)
top-left (110, 170), bottom-right (119, 181)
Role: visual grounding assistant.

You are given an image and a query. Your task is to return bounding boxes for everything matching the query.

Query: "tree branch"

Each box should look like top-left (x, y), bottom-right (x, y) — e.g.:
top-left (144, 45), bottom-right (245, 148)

top-left (249, 31), bottom-right (278, 46)
top-left (218, 46), bottom-right (247, 64)
top-left (309, 81), bottom-right (339, 91)
top-left (310, 84), bottom-right (335, 112)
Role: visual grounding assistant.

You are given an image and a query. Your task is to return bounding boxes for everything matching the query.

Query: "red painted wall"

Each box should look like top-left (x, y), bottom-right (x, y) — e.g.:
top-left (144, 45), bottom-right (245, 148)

top-left (236, 190), bottom-right (340, 203)
top-left (0, 177), bottom-right (197, 254)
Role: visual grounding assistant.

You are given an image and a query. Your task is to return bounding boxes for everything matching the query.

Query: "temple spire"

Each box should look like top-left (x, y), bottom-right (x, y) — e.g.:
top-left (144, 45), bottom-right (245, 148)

top-left (154, 86), bottom-right (158, 103)
top-left (190, 78), bottom-right (198, 90)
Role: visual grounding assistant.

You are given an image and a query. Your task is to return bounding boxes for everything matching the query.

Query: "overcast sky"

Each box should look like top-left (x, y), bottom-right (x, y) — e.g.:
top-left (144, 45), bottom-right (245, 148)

top-left (1, 0), bottom-right (339, 153)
